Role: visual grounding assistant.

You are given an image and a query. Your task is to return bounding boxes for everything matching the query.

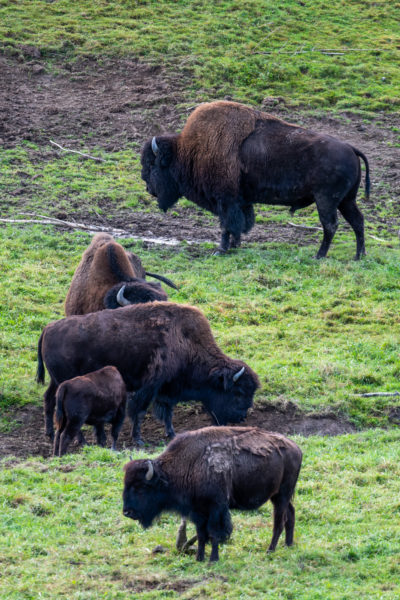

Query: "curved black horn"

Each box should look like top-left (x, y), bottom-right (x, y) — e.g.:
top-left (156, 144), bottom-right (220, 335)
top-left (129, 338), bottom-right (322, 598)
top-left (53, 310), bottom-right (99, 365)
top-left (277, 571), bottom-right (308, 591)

top-left (145, 460), bottom-right (154, 481)
top-left (116, 284), bottom-right (130, 307)
top-left (151, 137), bottom-right (159, 155)
top-left (232, 366), bottom-right (245, 383)
top-left (145, 271), bottom-right (179, 290)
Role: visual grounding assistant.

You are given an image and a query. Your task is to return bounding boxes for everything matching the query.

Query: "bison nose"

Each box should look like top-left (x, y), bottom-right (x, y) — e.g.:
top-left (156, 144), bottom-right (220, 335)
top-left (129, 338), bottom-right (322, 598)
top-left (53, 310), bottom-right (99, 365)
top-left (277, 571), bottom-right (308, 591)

top-left (123, 509), bottom-right (134, 518)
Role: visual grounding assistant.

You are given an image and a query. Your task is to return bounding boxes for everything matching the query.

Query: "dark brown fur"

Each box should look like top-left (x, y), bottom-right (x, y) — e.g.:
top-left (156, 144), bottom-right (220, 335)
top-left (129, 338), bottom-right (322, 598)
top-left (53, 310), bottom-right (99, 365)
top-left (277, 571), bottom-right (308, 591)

top-left (123, 426), bottom-right (302, 561)
top-left (142, 101), bottom-right (370, 259)
top-left (53, 366), bottom-right (126, 456)
top-left (64, 233), bottom-right (176, 316)
top-left (37, 303), bottom-right (260, 444)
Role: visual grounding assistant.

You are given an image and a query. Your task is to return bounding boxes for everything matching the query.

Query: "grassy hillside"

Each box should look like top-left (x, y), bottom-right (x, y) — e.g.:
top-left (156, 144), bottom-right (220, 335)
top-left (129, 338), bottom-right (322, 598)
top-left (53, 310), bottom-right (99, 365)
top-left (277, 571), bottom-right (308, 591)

top-left (0, 0), bottom-right (399, 112)
top-left (1, 226), bottom-right (400, 431)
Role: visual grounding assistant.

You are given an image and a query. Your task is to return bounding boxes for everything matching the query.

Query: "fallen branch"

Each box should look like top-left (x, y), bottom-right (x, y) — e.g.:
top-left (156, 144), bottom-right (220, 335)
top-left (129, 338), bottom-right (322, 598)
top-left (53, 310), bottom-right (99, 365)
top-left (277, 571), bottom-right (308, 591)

top-left (49, 140), bottom-right (106, 162)
top-left (288, 221), bottom-right (322, 231)
top-left (0, 216), bottom-right (127, 236)
top-left (356, 392), bottom-right (400, 398)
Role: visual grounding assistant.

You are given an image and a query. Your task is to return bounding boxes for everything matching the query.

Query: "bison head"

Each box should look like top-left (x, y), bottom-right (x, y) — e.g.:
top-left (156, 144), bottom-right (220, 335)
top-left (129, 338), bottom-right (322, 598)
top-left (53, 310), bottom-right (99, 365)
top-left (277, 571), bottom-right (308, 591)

top-left (141, 136), bottom-right (181, 212)
top-left (123, 459), bottom-right (168, 528)
top-left (203, 364), bottom-right (260, 426)
top-left (104, 280), bottom-right (168, 309)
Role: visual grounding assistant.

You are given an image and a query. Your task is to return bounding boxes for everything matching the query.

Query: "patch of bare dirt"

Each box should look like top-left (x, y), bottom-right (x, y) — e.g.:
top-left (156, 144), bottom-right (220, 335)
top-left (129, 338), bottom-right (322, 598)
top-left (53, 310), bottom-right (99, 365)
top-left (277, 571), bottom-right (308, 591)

top-left (0, 55), bottom-right (185, 149)
top-left (1, 54), bottom-right (399, 246)
top-left (0, 402), bottom-right (355, 460)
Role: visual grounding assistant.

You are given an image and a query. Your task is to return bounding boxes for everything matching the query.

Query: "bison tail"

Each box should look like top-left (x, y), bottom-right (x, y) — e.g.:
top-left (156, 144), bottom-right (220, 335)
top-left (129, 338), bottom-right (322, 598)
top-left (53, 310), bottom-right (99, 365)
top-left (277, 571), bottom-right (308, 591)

top-left (36, 332), bottom-right (45, 384)
top-left (145, 271), bottom-right (179, 290)
top-left (352, 147), bottom-right (371, 201)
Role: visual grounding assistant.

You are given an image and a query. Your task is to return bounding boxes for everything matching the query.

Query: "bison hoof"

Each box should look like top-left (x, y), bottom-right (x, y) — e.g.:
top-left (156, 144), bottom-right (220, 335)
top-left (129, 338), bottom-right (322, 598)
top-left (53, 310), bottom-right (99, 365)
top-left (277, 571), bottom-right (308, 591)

top-left (213, 249), bottom-right (227, 256)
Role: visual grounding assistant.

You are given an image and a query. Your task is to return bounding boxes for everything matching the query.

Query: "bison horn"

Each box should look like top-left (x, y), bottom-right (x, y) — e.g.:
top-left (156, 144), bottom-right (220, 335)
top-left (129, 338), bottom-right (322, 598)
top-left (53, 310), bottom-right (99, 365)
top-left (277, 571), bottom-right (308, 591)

top-left (116, 285), bottom-right (130, 307)
top-left (145, 460), bottom-right (154, 481)
top-left (151, 136), bottom-right (159, 156)
top-left (232, 366), bottom-right (245, 383)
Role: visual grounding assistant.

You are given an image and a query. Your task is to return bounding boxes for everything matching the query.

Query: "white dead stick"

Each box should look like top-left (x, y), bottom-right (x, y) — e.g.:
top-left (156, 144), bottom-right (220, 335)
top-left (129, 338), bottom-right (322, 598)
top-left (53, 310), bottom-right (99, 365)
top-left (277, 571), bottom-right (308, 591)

top-left (0, 216), bottom-right (127, 236)
top-left (356, 392), bottom-right (400, 398)
top-left (0, 216), bottom-right (211, 246)
top-left (49, 140), bottom-right (106, 162)
top-left (288, 221), bottom-right (322, 231)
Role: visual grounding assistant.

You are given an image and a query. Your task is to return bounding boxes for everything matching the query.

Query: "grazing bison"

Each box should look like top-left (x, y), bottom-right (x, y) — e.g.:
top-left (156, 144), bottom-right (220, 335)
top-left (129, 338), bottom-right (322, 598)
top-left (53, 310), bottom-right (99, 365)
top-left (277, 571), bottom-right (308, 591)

top-left (37, 302), bottom-right (259, 444)
top-left (141, 101), bottom-right (370, 259)
top-left (53, 366), bottom-right (126, 456)
top-left (123, 426), bottom-right (302, 561)
top-left (64, 233), bottom-right (177, 316)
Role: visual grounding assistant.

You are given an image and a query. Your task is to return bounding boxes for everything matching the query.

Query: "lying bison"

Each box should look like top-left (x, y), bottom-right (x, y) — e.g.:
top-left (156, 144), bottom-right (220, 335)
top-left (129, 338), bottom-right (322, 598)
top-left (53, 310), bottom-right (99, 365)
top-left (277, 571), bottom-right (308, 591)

top-left (64, 233), bottom-right (176, 316)
top-left (141, 101), bottom-right (370, 259)
top-left (123, 426), bottom-right (302, 561)
top-left (53, 366), bottom-right (126, 456)
top-left (37, 302), bottom-right (259, 444)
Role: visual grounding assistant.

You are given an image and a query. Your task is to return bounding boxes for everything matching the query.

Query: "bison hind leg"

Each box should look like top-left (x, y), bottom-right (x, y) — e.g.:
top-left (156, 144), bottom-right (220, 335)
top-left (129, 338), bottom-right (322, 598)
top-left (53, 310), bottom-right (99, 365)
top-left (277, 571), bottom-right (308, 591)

top-left (315, 198), bottom-right (339, 259)
top-left (285, 502), bottom-right (295, 547)
top-left (338, 192), bottom-right (365, 260)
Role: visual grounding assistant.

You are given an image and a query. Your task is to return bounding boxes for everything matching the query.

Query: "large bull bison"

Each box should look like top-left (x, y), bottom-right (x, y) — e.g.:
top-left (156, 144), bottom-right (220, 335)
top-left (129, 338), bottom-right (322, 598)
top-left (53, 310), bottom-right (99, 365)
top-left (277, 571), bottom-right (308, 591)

top-left (53, 366), bottom-right (126, 456)
top-left (37, 302), bottom-right (259, 444)
top-left (141, 101), bottom-right (370, 259)
top-left (123, 426), bottom-right (302, 561)
top-left (64, 233), bottom-right (176, 316)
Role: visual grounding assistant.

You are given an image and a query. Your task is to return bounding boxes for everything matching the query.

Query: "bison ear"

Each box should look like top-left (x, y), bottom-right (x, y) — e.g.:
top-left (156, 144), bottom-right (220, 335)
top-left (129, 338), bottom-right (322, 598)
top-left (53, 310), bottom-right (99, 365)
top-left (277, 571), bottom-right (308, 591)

top-left (156, 138), bottom-right (174, 168)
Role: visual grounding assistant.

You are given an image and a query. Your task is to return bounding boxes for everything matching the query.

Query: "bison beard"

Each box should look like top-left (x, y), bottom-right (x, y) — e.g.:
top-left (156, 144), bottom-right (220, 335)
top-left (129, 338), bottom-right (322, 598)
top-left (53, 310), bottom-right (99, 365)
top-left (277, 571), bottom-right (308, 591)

top-left (141, 101), bottom-right (370, 259)
top-left (123, 426), bottom-right (302, 562)
top-left (37, 302), bottom-right (259, 444)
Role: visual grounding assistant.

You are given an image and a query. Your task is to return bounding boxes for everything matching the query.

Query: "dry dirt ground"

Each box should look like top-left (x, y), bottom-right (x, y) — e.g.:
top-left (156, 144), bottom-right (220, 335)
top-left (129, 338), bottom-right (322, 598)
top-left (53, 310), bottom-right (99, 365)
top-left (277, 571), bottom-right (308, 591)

top-left (0, 403), bottom-right (355, 459)
top-left (0, 54), bottom-right (399, 458)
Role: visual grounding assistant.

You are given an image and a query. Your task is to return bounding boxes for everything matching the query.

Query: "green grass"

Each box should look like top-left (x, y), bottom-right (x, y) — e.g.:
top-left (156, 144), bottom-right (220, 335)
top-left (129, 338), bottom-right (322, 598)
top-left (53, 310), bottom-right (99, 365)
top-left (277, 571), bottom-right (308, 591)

top-left (1, 226), bottom-right (400, 430)
top-left (0, 0), bottom-right (399, 112)
top-left (1, 430), bottom-right (400, 599)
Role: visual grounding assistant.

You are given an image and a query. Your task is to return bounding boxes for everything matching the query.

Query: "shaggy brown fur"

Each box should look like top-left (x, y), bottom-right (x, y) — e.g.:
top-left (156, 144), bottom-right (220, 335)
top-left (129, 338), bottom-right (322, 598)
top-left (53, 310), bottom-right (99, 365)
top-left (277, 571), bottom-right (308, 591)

top-left (142, 100), bottom-right (370, 258)
top-left (37, 302), bottom-right (260, 444)
top-left (123, 426), bottom-right (302, 561)
top-left (178, 101), bottom-right (277, 197)
top-left (65, 233), bottom-right (145, 315)
top-left (53, 365), bottom-right (126, 456)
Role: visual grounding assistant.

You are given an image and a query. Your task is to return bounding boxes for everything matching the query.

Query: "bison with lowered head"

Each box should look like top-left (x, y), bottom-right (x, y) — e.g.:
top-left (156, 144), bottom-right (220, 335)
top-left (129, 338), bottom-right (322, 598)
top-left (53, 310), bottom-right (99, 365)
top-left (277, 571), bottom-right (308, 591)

top-left (37, 302), bottom-right (259, 444)
top-left (53, 366), bottom-right (126, 456)
top-left (64, 233), bottom-right (176, 316)
top-left (142, 101), bottom-right (370, 259)
top-left (123, 426), bottom-right (302, 561)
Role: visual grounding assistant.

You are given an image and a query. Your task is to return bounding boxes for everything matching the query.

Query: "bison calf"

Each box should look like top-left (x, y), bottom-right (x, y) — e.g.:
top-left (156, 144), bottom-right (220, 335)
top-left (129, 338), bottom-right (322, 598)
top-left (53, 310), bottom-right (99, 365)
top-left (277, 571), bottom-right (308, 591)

top-left (53, 366), bottom-right (126, 456)
top-left (123, 426), bottom-right (302, 562)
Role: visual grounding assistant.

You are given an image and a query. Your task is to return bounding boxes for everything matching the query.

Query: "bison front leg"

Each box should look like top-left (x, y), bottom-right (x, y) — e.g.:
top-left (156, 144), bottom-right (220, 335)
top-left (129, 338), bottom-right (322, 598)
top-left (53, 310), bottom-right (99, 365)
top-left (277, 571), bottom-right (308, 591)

top-left (215, 198), bottom-right (245, 254)
top-left (127, 386), bottom-right (158, 446)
